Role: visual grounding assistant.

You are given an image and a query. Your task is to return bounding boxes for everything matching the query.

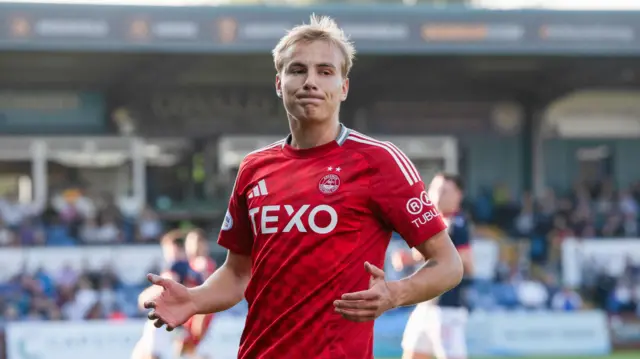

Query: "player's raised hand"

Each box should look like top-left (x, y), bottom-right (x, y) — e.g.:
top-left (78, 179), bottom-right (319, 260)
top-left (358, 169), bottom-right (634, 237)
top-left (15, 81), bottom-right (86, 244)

top-left (143, 273), bottom-right (198, 331)
top-left (334, 262), bottom-right (396, 322)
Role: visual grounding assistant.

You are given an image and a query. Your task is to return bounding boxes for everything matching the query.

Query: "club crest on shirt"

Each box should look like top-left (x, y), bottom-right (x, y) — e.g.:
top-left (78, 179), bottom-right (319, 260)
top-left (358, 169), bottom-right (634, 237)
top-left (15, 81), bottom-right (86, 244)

top-left (318, 173), bottom-right (340, 194)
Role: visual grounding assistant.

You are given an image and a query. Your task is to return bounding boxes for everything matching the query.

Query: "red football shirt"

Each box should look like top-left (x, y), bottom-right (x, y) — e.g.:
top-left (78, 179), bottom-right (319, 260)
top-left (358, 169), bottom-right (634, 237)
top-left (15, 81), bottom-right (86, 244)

top-left (218, 125), bottom-right (447, 359)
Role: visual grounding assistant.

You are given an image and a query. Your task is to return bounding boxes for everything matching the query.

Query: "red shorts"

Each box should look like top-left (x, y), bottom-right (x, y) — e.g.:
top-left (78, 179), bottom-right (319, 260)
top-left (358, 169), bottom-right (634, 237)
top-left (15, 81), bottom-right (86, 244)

top-left (182, 313), bottom-right (215, 349)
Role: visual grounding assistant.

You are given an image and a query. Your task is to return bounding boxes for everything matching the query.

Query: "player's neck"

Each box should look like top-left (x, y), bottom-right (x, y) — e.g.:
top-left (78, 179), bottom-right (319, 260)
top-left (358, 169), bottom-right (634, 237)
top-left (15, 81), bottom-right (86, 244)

top-left (288, 117), bottom-right (341, 149)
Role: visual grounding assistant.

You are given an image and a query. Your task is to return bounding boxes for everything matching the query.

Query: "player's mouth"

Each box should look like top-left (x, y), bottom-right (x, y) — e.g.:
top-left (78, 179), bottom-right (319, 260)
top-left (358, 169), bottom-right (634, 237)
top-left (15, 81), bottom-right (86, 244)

top-left (296, 93), bottom-right (324, 104)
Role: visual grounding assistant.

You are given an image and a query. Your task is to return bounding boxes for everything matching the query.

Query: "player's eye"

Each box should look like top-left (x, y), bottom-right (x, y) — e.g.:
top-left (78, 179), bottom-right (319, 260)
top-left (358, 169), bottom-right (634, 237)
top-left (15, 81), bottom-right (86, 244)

top-left (290, 68), bottom-right (305, 74)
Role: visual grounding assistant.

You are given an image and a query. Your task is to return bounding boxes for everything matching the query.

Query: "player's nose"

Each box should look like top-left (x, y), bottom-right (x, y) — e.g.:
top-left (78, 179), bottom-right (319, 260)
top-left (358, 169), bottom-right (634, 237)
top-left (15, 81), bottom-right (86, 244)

top-left (302, 74), bottom-right (319, 90)
top-left (302, 82), bottom-right (319, 92)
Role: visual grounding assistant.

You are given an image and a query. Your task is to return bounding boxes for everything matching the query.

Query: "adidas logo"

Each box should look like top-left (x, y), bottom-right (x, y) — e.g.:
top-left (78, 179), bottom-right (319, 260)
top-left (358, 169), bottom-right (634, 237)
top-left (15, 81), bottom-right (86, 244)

top-left (248, 179), bottom-right (268, 199)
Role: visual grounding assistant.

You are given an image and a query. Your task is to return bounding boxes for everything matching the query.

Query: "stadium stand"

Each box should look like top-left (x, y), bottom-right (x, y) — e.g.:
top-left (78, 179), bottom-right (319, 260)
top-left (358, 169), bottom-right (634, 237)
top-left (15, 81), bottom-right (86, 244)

top-left (1, 177), bottom-right (638, 322)
top-left (0, 191), bottom-right (165, 247)
top-left (0, 191), bottom-right (163, 323)
top-left (468, 178), bottom-right (640, 314)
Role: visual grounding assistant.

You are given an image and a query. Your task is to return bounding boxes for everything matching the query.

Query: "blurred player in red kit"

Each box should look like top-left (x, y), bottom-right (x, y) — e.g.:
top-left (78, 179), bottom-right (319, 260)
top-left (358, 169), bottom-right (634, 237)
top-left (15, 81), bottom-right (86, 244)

top-left (186, 229), bottom-right (217, 278)
top-left (143, 15), bottom-right (463, 359)
top-left (180, 229), bottom-right (218, 359)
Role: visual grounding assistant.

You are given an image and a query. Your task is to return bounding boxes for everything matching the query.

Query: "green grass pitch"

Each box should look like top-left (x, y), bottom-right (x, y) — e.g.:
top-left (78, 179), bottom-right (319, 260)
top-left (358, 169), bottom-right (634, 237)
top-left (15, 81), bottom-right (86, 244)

top-left (378, 352), bottom-right (640, 359)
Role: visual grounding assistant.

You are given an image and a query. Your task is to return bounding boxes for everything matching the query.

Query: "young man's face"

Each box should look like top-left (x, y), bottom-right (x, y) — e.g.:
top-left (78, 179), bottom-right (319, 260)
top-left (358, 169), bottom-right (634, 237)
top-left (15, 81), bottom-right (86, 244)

top-left (276, 40), bottom-right (349, 124)
top-left (185, 232), bottom-right (207, 258)
top-left (428, 175), bottom-right (462, 214)
top-left (185, 233), bottom-right (198, 258)
top-left (162, 243), bottom-right (185, 262)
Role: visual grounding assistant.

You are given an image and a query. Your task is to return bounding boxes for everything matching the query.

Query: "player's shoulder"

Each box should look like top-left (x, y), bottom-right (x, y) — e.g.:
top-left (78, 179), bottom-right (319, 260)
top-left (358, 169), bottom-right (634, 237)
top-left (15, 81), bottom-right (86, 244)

top-left (343, 130), bottom-right (421, 185)
top-left (344, 130), bottom-right (403, 163)
top-left (240, 138), bottom-right (287, 170)
top-left (231, 138), bottom-right (286, 193)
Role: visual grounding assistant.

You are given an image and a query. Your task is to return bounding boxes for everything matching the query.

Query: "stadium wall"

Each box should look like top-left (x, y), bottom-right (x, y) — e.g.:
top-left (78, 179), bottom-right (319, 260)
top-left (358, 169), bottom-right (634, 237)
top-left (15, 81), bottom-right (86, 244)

top-left (3, 310), bottom-right (611, 359)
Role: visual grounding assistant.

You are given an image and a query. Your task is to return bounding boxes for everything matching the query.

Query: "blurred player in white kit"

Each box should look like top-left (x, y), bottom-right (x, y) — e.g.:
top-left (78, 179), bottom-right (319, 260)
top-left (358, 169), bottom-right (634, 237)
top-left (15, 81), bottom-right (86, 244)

top-left (396, 173), bottom-right (475, 359)
top-left (131, 230), bottom-right (204, 359)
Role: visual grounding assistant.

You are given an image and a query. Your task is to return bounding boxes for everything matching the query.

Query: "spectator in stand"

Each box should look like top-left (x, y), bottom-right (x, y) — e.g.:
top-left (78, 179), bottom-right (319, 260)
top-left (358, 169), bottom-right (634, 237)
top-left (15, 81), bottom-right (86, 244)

top-left (17, 217), bottom-right (45, 246)
top-left (45, 215), bottom-right (76, 246)
top-left (136, 207), bottom-right (163, 243)
top-left (2, 305), bottom-right (20, 323)
top-left (0, 192), bottom-right (39, 230)
top-left (51, 189), bottom-right (96, 224)
top-left (61, 275), bottom-right (99, 320)
top-left (516, 274), bottom-right (550, 311)
top-left (513, 193), bottom-right (535, 238)
top-left (0, 220), bottom-right (15, 246)
top-left (492, 183), bottom-right (519, 229)
top-left (551, 287), bottom-right (583, 311)
top-left (79, 217), bottom-right (102, 243)
top-left (55, 261), bottom-right (80, 289)
top-left (95, 214), bottom-right (123, 243)
top-left (547, 215), bottom-right (574, 266)
top-left (619, 190), bottom-right (638, 216)
top-left (609, 277), bottom-right (637, 314)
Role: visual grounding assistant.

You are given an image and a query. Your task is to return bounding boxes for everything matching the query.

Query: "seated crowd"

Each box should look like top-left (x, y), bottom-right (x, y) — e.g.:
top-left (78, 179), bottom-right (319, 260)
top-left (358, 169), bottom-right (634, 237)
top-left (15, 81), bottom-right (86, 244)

top-left (0, 189), bottom-right (165, 246)
top-left (1, 178), bottom-right (639, 325)
top-left (461, 178), bottom-right (640, 315)
top-left (0, 262), bottom-right (145, 323)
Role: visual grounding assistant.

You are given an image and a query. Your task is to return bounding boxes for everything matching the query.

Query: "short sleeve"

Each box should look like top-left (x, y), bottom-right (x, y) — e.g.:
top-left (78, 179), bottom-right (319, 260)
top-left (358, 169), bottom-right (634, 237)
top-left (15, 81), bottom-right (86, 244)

top-left (369, 145), bottom-right (447, 248)
top-left (217, 160), bottom-right (254, 255)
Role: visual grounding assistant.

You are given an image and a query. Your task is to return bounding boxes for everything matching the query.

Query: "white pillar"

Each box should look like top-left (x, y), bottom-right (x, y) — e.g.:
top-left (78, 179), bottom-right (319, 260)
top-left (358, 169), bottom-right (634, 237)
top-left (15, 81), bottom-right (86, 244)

top-left (131, 138), bottom-right (147, 207)
top-left (444, 137), bottom-right (459, 175)
top-left (533, 110), bottom-right (546, 198)
top-left (30, 140), bottom-right (48, 209)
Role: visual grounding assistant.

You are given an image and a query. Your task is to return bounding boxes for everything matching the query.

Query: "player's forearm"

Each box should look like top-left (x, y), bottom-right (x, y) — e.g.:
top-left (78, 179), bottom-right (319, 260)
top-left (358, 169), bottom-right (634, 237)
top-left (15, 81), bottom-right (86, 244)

top-left (388, 251), bottom-right (463, 307)
top-left (188, 264), bottom-right (249, 314)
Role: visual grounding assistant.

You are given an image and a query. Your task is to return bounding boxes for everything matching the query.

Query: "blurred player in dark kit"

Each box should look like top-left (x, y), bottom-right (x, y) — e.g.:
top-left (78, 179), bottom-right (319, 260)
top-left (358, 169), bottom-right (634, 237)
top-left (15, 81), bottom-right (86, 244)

top-left (397, 173), bottom-right (474, 359)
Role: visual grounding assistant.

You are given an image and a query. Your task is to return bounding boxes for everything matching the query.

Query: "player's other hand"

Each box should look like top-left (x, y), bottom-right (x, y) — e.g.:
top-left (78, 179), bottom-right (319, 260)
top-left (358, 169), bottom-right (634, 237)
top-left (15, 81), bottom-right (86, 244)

top-left (334, 262), bottom-right (396, 322)
top-left (144, 273), bottom-right (198, 331)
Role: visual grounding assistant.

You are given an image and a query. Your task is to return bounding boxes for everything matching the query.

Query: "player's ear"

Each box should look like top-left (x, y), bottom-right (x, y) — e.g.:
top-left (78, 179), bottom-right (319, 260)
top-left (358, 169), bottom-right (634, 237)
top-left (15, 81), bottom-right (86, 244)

top-left (341, 77), bottom-right (349, 101)
top-left (275, 74), bottom-right (283, 98)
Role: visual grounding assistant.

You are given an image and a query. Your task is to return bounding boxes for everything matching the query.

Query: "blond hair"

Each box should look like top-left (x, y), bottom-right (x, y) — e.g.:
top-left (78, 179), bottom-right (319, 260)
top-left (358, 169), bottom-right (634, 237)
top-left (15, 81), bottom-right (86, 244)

top-left (272, 14), bottom-right (356, 77)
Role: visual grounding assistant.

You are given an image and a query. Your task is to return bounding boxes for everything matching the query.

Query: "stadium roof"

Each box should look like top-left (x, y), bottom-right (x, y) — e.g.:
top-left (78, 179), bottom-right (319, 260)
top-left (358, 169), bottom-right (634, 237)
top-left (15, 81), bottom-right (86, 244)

top-left (2, 0), bottom-right (640, 9)
top-left (473, 0), bottom-right (640, 10)
top-left (0, 0), bottom-right (213, 4)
